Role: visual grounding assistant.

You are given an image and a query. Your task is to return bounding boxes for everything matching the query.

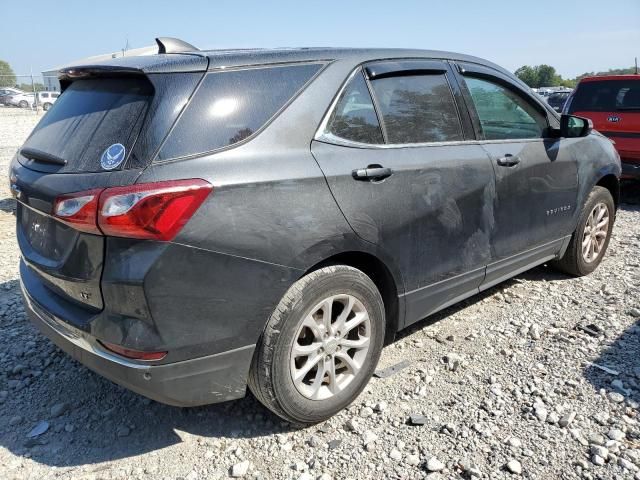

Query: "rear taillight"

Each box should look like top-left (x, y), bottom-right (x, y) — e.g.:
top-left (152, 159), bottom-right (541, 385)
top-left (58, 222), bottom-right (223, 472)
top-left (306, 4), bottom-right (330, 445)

top-left (98, 179), bottom-right (213, 241)
top-left (53, 189), bottom-right (102, 234)
top-left (52, 179), bottom-right (213, 241)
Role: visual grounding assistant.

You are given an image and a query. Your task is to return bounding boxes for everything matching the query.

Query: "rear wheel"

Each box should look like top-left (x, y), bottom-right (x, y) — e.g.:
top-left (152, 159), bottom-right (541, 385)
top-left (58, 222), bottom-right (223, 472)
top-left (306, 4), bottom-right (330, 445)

top-left (248, 265), bottom-right (385, 425)
top-left (43, 103), bottom-right (52, 111)
top-left (18, 100), bottom-right (28, 108)
top-left (551, 186), bottom-right (614, 276)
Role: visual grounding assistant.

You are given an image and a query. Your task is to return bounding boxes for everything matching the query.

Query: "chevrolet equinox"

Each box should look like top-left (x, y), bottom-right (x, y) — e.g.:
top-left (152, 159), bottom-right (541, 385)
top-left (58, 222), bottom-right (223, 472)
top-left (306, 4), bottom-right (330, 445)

top-left (11, 38), bottom-right (621, 424)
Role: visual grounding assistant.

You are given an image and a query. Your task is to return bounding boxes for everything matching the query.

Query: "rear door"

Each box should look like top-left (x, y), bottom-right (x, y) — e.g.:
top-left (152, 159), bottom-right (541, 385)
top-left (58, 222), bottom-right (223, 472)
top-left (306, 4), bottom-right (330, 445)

top-left (312, 60), bottom-right (496, 325)
top-left (11, 72), bottom-right (203, 316)
top-left (453, 63), bottom-right (578, 288)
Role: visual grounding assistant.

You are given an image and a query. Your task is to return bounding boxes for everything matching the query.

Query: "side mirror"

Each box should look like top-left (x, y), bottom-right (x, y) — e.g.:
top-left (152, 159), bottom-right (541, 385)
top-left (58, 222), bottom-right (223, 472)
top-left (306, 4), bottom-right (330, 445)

top-left (560, 114), bottom-right (592, 138)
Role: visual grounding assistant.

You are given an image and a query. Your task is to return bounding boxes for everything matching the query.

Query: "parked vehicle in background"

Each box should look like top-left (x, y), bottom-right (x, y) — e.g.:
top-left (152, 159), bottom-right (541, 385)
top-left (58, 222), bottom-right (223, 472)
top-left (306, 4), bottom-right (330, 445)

top-left (12, 38), bottom-right (621, 424)
top-left (35, 91), bottom-right (60, 110)
top-left (547, 90), bottom-right (572, 112)
top-left (538, 86), bottom-right (571, 98)
top-left (0, 88), bottom-right (25, 106)
top-left (566, 75), bottom-right (640, 179)
top-left (0, 87), bottom-right (24, 96)
top-left (9, 92), bottom-right (35, 108)
top-left (0, 92), bottom-right (13, 106)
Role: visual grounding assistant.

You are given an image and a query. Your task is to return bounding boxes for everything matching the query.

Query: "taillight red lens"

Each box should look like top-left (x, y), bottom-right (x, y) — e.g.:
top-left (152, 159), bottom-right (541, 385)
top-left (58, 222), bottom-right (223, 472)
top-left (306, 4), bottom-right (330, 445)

top-left (52, 188), bottom-right (103, 234)
top-left (52, 179), bottom-right (212, 240)
top-left (98, 179), bottom-right (213, 241)
top-left (99, 341), bottom-right (167, 361)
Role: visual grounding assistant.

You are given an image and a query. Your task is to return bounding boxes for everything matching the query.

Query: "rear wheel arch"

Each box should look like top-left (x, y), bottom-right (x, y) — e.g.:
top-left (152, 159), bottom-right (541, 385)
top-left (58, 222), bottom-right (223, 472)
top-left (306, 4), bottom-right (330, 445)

top-left (303, 251), bottom-right (403, 345)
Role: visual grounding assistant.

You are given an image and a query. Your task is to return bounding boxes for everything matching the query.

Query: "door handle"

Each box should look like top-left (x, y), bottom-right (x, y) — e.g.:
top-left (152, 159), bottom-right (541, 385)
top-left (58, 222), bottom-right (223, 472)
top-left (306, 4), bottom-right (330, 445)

top-left (496, 154), bottom-right (520, 167)
top-left (352, 165), bottom-right (393, 181)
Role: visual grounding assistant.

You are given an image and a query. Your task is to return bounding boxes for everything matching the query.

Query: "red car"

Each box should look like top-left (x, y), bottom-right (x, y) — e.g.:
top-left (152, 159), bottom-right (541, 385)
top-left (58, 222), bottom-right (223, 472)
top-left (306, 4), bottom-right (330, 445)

top-left (565, 75), bottom-right (640, 179)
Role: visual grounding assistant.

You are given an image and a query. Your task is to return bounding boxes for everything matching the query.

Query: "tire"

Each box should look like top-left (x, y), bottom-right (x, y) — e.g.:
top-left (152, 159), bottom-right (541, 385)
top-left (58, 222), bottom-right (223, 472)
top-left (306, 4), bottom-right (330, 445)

top-left (551, 186), bottom-right (615, 276)
top-left (43, 103), bottom-right (52, 111)
top-left (248, 265), bottom-right (386, 425)
top-left (18, 100), bottom-right (28, 108)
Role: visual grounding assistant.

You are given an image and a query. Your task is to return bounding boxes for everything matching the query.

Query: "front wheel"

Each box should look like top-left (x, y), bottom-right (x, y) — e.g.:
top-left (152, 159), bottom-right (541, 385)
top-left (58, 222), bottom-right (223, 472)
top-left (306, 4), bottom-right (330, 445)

top-left (43, 103), bottom-right (52, 111)
top-left (551, 186), bottom-right (615, 276)
top-left (18, 100), bottom-right (28, 108)
top-left (248, 265), bottom-right (385, 425)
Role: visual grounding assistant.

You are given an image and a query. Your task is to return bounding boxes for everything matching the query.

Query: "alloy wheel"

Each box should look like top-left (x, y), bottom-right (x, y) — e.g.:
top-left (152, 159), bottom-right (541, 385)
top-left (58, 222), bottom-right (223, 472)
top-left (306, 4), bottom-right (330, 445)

top-left (290, 294), bottom-right (371, 400)
top-left (582, 202), bottom-right (609, 263)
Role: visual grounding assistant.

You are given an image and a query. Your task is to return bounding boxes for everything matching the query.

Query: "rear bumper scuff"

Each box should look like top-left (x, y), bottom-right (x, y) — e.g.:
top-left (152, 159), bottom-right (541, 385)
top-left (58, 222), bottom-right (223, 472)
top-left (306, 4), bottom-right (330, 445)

top-left (21, 277), bottom-right (255, 407)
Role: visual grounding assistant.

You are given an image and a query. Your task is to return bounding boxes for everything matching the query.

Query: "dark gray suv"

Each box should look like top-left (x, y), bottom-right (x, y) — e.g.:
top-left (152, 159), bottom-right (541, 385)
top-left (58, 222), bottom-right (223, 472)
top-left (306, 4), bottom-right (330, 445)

top-left (11, 38), bottom-right (621, 424)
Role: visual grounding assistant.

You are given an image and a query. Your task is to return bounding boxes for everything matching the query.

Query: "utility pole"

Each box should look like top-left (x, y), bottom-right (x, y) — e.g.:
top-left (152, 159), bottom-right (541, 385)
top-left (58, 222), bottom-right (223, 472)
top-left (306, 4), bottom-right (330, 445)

top-left (30, 66), bottom-right (38, 114)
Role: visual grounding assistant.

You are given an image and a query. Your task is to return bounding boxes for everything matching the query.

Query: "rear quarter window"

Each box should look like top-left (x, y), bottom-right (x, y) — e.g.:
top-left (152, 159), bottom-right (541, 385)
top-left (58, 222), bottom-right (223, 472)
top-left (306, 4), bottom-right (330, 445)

top-left (323, 70), bottom-right (384, 144)
top-left (158, 63), bottom-right (323, 160)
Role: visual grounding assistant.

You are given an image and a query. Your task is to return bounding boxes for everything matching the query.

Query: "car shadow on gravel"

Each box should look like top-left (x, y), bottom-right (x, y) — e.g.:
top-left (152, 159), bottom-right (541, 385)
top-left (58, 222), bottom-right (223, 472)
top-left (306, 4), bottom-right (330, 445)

top-left (621, 180), bottom-right (640, 206)
top-left (584, 318), bottom-right (640, 406)
top-left (0, 197), bottom-right (16, 214)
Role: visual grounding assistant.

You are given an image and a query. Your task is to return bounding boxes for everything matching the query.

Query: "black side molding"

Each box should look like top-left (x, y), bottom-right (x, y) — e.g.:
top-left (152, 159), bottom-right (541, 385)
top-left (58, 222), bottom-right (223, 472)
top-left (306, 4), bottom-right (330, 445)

top-left (156, 37), bottom-right (199, 54)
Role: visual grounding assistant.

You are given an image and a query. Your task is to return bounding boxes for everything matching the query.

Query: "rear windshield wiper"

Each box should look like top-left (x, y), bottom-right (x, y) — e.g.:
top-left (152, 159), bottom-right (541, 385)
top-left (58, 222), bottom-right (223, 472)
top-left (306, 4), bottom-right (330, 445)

top-left (20, 147), bottom-right (67, 166)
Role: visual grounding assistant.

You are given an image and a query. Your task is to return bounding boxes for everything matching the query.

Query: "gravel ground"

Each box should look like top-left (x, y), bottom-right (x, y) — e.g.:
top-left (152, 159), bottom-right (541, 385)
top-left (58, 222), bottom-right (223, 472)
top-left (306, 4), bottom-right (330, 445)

top-left (1, 108), bottom-right (640, 480)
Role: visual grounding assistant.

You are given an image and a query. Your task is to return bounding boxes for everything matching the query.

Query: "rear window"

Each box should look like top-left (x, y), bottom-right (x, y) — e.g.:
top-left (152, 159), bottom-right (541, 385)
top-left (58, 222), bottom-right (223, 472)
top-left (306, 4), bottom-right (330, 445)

top-left (158, 63), bottom-right (322, 160)
top-left (22, 78), bottom-right (152, 172)
top-left (569, 80), bottom-right (640, 113)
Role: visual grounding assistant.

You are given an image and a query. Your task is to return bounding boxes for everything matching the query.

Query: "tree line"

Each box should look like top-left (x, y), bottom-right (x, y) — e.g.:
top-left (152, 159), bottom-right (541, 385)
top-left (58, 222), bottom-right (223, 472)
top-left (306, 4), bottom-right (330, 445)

top-left (0, 60), bottom-right (47, 91)
top-left (515, 64), bottom-right (638, 89)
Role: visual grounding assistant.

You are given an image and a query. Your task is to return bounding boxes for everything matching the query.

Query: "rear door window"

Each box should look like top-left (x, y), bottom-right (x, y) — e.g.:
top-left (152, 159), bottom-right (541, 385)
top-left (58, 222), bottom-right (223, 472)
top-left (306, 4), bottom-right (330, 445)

top-left (21, 77), bottom-right (153, 172)
top-left (158, 63), bottom-right (323, 160)
top-left (323, 70), bottom-right (383, 144)
top-left (569, 80), bottom-right (640, 112)
top-left (463, 76), bottom-right (547, 140)
top-left (369, 73), bottom-right (463, 144)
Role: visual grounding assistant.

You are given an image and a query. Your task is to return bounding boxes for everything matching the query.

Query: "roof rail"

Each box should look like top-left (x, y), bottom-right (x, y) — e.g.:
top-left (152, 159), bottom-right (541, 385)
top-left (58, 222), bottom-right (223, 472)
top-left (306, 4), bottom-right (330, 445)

top-left (155, 37), bottom-right (199, 54)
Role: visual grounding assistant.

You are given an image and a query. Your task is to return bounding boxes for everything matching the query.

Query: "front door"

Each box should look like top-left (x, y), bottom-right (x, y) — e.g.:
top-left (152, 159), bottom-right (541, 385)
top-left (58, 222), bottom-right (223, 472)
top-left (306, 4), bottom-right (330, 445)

top-left (455, 64), bottom-right (578, 287)
top-left (311, 61), bottom-right (496, 325)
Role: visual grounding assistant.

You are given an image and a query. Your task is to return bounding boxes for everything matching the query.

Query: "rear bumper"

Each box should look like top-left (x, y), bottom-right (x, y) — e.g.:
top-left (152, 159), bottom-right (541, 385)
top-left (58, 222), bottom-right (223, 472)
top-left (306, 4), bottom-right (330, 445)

top-left (21, 278), bottom-right (255, 407)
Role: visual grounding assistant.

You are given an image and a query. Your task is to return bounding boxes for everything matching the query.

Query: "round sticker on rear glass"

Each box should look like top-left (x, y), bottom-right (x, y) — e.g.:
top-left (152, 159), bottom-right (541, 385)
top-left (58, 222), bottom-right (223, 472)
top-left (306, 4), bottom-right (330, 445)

top-left (100, 143), bottom-right (126, 170)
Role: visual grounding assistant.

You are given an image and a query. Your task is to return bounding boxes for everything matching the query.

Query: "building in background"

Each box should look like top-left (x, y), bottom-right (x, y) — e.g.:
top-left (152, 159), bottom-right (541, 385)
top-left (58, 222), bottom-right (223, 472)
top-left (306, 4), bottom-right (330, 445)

top-left (41, 45), bottom-right (155, 91)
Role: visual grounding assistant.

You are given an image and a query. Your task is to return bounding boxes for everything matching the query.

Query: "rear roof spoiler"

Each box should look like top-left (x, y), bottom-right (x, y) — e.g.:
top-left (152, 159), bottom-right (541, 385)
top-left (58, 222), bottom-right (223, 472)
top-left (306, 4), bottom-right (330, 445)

top-left (156, 37), bottom-right (199, 54)
top-left (57, 51), bottom-right (208, 90)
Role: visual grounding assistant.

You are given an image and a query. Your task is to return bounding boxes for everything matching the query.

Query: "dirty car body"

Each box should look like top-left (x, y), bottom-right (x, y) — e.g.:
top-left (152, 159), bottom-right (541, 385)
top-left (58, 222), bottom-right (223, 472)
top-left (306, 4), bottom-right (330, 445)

top-left (11, 44), bottom-right (621, 407)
